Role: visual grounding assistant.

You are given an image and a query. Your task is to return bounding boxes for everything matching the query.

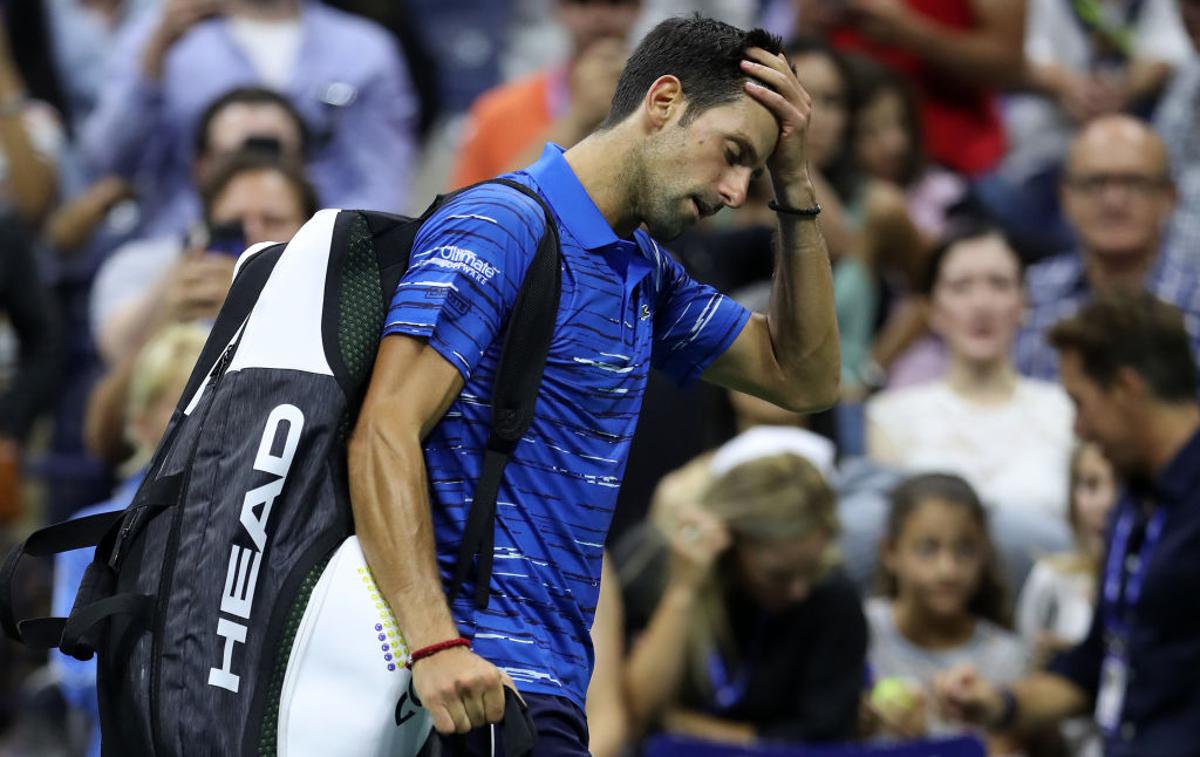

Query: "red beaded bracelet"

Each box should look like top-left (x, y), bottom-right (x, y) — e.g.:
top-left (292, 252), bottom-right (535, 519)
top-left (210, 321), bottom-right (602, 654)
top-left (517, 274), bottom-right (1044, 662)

top-left (406, 637), bottom-right (471, 669)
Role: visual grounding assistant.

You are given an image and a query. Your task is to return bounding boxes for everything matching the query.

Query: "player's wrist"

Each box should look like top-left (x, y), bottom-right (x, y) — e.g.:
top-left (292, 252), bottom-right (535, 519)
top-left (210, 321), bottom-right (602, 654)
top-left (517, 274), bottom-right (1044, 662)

top-left (771, 175), bottom-right (818, 210)
top-left (399, 607), bottom-right (463, 651)
top-left (407, 637), bottom-right (471, 669)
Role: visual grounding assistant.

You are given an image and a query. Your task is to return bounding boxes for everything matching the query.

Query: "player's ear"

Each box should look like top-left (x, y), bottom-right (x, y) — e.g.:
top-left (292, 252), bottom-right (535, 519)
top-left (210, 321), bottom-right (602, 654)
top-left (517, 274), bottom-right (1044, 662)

top-left (642, 75), bottom-right (683, 131)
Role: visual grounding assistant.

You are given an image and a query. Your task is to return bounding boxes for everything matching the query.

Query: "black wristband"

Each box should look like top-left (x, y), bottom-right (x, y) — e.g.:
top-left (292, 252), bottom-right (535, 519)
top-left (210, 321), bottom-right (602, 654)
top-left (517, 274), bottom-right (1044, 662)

top-left (768, 199), bottom-right (821, 218)
top-left (992, 687), bottom-right (1019, 730)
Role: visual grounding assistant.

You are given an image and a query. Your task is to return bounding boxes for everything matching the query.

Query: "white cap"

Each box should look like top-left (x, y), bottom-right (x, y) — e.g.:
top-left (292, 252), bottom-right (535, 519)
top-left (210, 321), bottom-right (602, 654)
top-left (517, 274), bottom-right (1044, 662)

top-left (709, 426), bottom-right (837, 480)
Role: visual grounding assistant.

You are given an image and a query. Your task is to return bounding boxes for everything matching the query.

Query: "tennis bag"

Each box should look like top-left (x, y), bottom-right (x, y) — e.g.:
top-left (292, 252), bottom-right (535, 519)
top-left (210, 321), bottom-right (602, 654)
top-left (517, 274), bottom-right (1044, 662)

top-left (0, 179), bottom-right (561, 756)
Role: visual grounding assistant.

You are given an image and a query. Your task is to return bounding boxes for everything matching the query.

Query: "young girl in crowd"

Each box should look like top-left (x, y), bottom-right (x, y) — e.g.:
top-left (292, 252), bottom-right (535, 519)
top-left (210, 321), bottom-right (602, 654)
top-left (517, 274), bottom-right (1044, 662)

top-left (866, 473), bottom-right (1028, 753)
top-left (1015, 443), bottom-right (1118, 756)
top-left (620, 446), bottom-right (867, 747)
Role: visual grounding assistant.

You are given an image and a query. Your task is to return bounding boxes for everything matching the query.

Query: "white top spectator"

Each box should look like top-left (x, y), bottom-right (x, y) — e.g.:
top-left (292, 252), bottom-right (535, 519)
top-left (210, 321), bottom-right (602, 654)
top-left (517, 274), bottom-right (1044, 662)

top-left (1005, 0), bottom-right (1192, 182)
top-left (866, 378), bottom-right (1074, 520)
top-left (1025, 0), bottom-right (1191, 74)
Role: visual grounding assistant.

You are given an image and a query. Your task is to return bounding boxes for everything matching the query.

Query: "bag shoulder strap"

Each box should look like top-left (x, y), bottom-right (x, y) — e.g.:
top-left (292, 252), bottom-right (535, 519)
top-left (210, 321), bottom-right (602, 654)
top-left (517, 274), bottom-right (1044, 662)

top-left (449, 177), bottom-right (562, 609)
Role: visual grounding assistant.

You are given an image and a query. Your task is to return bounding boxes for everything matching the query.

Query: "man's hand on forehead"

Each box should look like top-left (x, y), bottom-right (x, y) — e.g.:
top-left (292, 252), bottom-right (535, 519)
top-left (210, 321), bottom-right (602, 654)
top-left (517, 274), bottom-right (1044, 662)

top-left (740, 47), bottom-right (811, 188)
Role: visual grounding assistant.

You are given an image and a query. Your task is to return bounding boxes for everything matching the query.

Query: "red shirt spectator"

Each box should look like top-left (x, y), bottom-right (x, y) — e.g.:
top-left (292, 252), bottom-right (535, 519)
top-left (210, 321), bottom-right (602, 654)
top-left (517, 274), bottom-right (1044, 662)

top-left (829, 0), bottom-right (1008, 176)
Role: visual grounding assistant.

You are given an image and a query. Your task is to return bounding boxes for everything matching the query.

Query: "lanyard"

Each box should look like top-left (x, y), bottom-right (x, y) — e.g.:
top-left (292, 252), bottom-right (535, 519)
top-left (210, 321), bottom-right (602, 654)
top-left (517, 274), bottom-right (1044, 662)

top-left (1102, 505), bottom-right (1167, 641)
top-left (706, 614), bottom-right (769, 713)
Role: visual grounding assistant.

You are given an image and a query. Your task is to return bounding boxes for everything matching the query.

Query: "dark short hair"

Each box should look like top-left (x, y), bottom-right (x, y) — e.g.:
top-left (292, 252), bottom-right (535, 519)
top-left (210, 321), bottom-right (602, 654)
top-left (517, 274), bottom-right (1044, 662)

top-left (922, 216), bottom-right (1020, 296)
top-left (600, 15), bottom-right (784, 129)
top-left (879, 473), bottom-right (1011, 628)
top-left (200, 150), bottom-right (319, 222)
top-left (193, 86), bottom-right (310, 161)
top-left (1048, 291), bottom-right (1197, 402)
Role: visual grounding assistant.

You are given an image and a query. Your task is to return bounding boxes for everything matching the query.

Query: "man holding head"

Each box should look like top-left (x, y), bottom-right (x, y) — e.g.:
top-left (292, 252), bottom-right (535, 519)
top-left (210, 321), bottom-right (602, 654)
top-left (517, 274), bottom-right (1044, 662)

top-left (1016, 114), bottom-right (1200, 380)
top-left (937, 291), bottom-right (1200, 755)
top-left (350, 16), bottom-right (839, 754)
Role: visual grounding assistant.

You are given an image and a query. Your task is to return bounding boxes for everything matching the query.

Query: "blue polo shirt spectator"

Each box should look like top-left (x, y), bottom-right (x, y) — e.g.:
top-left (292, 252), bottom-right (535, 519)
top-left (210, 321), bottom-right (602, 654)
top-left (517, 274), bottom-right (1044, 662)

top-left (80, 1), bottom-right (417, 237)
top-left (1015, 250), bottom-right (1200, 380)
top-left (382, 143), bottom-right (750, 709)
top-left (1048, 428), bottom-right (1200, 755)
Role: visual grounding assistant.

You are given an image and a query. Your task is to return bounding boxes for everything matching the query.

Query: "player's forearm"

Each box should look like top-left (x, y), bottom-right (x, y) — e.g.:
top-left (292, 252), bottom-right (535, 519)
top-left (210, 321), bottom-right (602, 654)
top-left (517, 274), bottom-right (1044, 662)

top-left (348, 419), bottom-right (460, 650)
top-left (768, 177), bottom-right (840, 411)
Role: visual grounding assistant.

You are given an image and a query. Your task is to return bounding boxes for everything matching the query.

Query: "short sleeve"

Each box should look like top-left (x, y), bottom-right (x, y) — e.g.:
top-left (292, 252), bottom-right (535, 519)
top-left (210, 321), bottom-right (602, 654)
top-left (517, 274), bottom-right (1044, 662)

top-left (382, 185), bottom-right (545, 382)
top-left (644, 235), bottom-right (750, 385)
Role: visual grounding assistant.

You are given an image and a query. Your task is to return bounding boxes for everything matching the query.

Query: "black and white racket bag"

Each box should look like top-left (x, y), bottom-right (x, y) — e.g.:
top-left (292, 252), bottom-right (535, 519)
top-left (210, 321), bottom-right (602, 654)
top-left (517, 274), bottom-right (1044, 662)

top-left (1, 180), bottom-right (560, 756)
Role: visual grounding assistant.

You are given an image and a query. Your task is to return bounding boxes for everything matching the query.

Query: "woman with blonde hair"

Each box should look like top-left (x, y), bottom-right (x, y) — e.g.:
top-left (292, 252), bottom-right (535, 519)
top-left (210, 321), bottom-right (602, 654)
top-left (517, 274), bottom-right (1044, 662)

top-left (619, 446), bottom-right (867, 746)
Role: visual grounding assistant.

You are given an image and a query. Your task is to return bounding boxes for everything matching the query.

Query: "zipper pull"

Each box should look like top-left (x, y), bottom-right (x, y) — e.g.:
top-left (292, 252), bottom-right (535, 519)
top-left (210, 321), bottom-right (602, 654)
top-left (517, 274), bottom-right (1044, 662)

top-left (209, 341), bottom-right (237, 384)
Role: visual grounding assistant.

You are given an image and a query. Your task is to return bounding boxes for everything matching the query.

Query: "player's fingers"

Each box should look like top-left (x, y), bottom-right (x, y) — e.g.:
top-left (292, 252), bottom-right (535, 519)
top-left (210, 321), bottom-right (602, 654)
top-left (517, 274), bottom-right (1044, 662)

top-left (481, 679), bottom-right (506, 723)
top-left (444, 697), bottom-right (473, 734)
top-left (740, 59), bottom-right (797, 97)
top-left (428, 704), bottom-right (457, 735)
top-left (744, 81), bottom-right (807, 128)
top-left (460, 690), bottom-right (487, 730)
top-left (500, 671), bottom-right (525, 705)
top-left (743, 46), bottom-right (792, 74)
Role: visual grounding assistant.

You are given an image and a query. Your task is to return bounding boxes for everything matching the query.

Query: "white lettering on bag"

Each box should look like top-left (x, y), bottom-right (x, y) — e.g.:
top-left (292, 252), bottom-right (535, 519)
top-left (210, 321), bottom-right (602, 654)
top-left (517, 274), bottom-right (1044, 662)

top-left (208, 404), bottom-right (305, 693)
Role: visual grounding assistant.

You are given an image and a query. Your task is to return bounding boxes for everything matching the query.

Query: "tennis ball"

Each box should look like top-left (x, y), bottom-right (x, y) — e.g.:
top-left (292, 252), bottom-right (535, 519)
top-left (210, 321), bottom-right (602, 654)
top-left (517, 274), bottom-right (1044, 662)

top-left (870, 677), bottom-right (916, 711)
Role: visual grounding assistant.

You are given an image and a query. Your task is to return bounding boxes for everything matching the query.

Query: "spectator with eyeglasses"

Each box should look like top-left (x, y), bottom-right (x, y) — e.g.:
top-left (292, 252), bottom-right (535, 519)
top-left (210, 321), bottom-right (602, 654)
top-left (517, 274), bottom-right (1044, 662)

top-left (1015, 114), bottom-right (1200, 381)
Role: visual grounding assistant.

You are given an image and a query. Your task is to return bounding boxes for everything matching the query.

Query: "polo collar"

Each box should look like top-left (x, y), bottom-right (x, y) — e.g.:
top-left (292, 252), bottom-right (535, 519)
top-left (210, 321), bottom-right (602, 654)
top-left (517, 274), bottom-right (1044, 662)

top-left (524, 143), bottom-right (622, 251)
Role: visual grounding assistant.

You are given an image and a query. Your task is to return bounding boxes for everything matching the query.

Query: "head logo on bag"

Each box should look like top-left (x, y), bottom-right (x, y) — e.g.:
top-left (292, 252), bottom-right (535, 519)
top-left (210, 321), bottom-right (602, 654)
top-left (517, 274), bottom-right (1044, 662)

top-left (210, 404), bottom-right (305, 694)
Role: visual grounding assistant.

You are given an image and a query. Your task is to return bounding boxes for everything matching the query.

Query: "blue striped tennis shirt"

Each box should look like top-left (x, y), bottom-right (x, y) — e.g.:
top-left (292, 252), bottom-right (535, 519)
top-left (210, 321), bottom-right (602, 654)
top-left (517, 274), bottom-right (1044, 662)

top-left (382, 144), bottom-right (750, 708)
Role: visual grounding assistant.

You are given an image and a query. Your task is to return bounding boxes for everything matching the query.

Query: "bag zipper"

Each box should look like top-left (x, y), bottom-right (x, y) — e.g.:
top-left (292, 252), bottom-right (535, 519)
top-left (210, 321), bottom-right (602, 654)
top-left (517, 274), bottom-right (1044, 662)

top-left (150, 338), bottom-right (238, 754)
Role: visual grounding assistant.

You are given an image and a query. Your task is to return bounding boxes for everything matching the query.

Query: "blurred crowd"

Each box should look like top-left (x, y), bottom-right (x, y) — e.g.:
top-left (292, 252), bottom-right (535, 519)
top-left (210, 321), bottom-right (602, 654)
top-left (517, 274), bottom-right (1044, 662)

top-left (2, 0), bottom-right (1200, 755)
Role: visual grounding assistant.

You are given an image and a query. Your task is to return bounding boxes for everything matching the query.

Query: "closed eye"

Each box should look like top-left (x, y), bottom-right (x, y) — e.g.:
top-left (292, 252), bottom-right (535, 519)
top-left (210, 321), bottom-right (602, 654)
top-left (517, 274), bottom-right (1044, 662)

top-left (727, 138), bottom-right (764, 180)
